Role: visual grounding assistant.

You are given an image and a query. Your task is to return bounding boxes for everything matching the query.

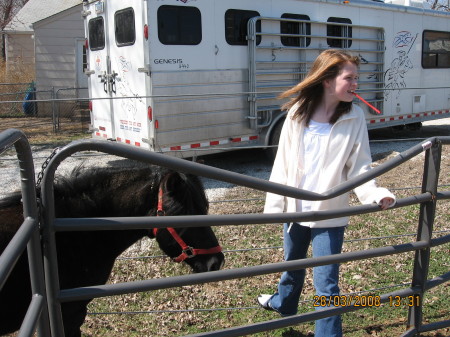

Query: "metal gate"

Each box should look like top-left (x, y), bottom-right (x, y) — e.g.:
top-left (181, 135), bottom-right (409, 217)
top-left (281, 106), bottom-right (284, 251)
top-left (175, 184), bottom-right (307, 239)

top-left (0, 128), bottom-right (50, 336)
top-left (247, 16), bottom-right (385, 129)
top-left (1, 128), bottom-right (449, 336)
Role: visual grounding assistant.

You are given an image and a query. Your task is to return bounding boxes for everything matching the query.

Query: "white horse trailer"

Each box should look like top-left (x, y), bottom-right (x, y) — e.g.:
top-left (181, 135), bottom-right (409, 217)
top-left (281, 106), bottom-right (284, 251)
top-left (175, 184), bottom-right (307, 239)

top-left (82, 0), bottom-right (450, 157)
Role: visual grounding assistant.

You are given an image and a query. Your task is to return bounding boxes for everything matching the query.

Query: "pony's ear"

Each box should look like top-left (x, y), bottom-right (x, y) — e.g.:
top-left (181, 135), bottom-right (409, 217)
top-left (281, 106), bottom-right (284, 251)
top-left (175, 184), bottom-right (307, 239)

top-left (164, 172), bottom-right (185, 193)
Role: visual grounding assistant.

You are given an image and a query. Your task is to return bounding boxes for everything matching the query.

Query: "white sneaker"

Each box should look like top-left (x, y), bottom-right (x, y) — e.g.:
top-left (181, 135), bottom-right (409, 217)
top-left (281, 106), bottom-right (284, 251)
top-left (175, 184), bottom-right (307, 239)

top-left (257, 294), bottom-right (274, 311)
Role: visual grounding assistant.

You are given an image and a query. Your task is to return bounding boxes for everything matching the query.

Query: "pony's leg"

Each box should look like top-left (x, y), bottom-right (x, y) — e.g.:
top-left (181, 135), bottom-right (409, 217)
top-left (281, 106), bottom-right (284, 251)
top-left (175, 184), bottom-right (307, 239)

top-left (61, 300), bottom-right (90, 337)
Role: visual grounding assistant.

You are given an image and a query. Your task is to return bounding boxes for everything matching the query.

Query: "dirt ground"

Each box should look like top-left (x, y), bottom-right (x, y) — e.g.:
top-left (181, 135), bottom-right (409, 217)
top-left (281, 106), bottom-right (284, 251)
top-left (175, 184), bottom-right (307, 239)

top-left (0, 116), bottom-right (90, 146)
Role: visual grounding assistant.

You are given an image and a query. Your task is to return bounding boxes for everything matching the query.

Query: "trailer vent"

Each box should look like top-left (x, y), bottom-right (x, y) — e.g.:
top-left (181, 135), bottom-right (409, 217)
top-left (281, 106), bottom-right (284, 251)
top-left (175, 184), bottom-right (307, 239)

top-left (413, 95), bottom-right (426, 113)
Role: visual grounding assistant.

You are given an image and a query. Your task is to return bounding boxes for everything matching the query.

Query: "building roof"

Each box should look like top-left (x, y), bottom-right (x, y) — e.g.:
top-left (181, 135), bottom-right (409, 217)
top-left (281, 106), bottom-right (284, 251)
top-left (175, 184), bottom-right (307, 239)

top-left (4, 0), bottom-right (82, 32)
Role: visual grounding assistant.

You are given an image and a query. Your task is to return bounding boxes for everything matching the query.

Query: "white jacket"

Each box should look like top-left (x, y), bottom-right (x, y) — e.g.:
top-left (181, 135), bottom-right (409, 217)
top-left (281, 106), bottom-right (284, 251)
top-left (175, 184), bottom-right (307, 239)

top-left (264, 104), bottom-right (396, 228)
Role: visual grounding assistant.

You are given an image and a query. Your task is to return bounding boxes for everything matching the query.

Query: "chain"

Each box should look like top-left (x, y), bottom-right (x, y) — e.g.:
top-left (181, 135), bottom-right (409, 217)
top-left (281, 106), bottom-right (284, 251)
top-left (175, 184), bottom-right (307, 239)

top-left (36, 147), bottom-right (60, 188)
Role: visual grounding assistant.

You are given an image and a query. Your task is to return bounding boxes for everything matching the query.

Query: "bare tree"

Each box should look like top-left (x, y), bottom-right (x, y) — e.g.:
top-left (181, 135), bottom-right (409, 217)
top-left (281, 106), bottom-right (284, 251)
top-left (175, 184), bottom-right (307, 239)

top-left (426, 0), bottom-right (449, 11)
top-left (0, 0), bottom-right (28, 29)
top-left (0, 0), bottom-right (29, 60)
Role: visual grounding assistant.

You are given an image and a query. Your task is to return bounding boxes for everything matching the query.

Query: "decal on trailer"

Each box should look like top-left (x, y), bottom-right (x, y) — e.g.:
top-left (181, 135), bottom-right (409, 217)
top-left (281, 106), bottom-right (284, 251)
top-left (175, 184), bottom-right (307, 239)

top-left (384, 31), bottom-right (417, 101)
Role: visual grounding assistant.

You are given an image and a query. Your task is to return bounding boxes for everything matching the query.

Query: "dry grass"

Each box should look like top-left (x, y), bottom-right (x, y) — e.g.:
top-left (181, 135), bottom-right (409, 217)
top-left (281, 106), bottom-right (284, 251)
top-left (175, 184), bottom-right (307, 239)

top-left (81, 148), bottom-right (450, 337)
top-left (0, 116), bottom-right (90, 145)
top-left (0, 60), bottom-right (34, 84)
top-left (0, 61), bottom-right (90, 145)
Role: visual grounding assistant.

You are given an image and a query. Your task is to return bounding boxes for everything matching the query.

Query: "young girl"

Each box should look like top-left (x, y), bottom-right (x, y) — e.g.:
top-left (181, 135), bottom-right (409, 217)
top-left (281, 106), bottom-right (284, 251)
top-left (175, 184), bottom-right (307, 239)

top-left (258, 49), bottom-right (396, 337)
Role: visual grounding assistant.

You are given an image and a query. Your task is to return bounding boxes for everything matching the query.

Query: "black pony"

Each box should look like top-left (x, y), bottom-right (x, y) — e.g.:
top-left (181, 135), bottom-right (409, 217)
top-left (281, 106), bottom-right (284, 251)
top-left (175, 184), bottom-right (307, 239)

top-left (0, 165), bottom-right (224, 337)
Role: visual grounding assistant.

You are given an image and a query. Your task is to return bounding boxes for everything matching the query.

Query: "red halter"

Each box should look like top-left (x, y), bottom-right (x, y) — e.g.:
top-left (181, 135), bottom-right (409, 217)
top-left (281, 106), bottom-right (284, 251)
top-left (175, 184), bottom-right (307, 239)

top-left (153, 188), bottom-right (222, 263)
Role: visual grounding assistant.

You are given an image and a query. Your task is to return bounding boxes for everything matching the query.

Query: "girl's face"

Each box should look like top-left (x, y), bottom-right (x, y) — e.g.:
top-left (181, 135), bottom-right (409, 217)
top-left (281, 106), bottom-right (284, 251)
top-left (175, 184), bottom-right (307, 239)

top-left (324, 62), bottom-right (359, 103)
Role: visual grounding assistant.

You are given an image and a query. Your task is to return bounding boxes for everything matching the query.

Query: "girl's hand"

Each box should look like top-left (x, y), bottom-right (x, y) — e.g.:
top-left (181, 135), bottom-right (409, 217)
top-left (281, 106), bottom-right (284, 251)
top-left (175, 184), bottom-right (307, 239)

top-left (379, 197), bottom-right (395, 210)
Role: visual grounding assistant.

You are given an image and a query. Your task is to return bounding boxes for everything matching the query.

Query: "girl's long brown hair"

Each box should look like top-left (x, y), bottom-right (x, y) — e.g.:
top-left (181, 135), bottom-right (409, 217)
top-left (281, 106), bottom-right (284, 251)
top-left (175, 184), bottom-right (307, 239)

top-left (279, 49), bottom-right (360, 125)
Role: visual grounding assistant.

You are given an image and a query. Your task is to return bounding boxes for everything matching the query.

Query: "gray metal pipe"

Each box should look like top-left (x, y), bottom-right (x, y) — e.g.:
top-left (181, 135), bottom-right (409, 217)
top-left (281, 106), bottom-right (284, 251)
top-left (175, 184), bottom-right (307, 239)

top-left (0, 217), bottom-right (36, 288)
top-left (185, 286), bottom-right (421, 337)
top-left (18, 295), bottom-right (45, 337)
top-left (53, 193), bottom-right (432, 231)
top-left (0, 128), bottom-right (50, 337)
top-left (42, 137), bottom-right (446, 202)
top-left (58, 240), bottom-right (428, 303)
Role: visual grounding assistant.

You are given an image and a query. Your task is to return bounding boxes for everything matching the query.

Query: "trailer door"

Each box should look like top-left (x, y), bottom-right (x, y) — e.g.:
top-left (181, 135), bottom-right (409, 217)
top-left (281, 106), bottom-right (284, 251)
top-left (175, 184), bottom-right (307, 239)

top-left (85, 1), bottom-right (114, 139)
top-left (85, 0), bottom-right (149, 146)
top-left (107, 1), bottom-right (149, 147)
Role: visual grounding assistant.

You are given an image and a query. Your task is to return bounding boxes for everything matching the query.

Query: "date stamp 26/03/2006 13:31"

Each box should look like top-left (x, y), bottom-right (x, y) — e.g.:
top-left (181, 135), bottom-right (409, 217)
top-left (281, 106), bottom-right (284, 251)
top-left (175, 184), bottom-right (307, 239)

top-left (313, 295), bottom-right (420, 308)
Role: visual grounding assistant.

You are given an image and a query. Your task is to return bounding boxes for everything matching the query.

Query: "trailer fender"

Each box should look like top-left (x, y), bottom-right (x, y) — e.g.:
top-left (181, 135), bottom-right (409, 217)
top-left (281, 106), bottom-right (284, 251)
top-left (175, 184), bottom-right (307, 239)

top-left (264, 111), bottom-right (286, 161)
top-left (264, 112), bottom-right (286, 146)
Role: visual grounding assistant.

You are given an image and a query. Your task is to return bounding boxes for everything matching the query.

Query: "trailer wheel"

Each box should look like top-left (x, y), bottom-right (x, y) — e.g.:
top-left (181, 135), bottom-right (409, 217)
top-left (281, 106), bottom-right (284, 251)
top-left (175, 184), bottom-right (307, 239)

top-left (406, 122), bottom-right (422, 131)
top-left (266, 118), bottom-right (285, 162)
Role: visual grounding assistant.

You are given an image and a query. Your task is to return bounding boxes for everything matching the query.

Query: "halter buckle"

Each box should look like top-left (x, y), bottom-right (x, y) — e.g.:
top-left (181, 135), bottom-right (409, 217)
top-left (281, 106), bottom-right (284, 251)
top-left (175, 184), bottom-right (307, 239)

top-left (182, 246), bottom-right (195, 258)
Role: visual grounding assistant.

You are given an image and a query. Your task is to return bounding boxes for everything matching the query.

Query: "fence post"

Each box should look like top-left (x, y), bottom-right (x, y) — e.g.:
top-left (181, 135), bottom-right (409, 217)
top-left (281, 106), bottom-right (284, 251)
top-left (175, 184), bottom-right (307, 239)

top-left (51, 87), bottom-right (57, 133)
top-left (406, 140), bottom-right (442, 334)
top-left (0, 129), bottom-right (51, 336)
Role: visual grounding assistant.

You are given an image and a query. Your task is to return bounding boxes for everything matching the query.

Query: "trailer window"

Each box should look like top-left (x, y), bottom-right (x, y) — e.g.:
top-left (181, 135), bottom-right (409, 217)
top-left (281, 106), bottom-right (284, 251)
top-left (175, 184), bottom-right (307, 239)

top-left (280, 14), bottom-right (311, 47)
top-left (225, 9), bottom-right (261, 46)
top-left (115, 8), bottom-right (135, 46)
top-left (158, 5), bottom-right (202, 45)
top-left (88, 17), bottom-right (105, 51)
top-left (327, 17), bottom-right (352, 48)
top-left (422, 30), bottom-right (450, 68)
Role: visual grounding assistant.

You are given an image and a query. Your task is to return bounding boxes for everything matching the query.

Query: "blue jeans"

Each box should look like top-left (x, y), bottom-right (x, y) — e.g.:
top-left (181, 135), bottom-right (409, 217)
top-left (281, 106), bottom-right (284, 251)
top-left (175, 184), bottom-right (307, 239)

top-left (268, 223), bottom-right (345, 337)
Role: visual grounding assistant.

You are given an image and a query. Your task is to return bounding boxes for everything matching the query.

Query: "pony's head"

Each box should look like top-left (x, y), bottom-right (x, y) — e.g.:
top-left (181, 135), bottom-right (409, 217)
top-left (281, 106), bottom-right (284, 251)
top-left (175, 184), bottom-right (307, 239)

top-left (149, 171), bottom-right (224, 273)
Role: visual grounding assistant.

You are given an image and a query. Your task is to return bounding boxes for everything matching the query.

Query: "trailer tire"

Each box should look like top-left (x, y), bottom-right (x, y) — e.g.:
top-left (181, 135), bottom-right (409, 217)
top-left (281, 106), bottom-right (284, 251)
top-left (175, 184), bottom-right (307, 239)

top-left (406, 122), bottom-right (422, 131)
top-left (266, 118), bottom-right (285, 162)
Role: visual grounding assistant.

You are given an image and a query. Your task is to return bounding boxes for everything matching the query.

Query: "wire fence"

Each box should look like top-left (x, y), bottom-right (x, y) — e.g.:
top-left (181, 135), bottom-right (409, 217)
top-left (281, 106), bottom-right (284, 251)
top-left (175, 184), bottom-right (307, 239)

top-left (0, 83), bottom-right (90, 142)
top-left (93, 182), bottom-right (450, 318)
top-left (0, 82), bottom-right (35, 117)
top-left (0, 81), bottom-right (449, 154)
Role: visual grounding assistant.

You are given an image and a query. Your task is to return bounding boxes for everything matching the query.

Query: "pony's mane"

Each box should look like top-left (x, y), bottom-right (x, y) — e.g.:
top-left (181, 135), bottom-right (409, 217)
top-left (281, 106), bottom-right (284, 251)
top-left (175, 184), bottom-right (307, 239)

top-left (0, 191), bottom-right (22, 209)
top-left (0, 192), bottom-right (25, 238)
top-left (53, 165), bottom-right (161, 218)
top-left (53, 164), bottom-right (208, 218)
top-left (0, 164), bottom-right (209, 221)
